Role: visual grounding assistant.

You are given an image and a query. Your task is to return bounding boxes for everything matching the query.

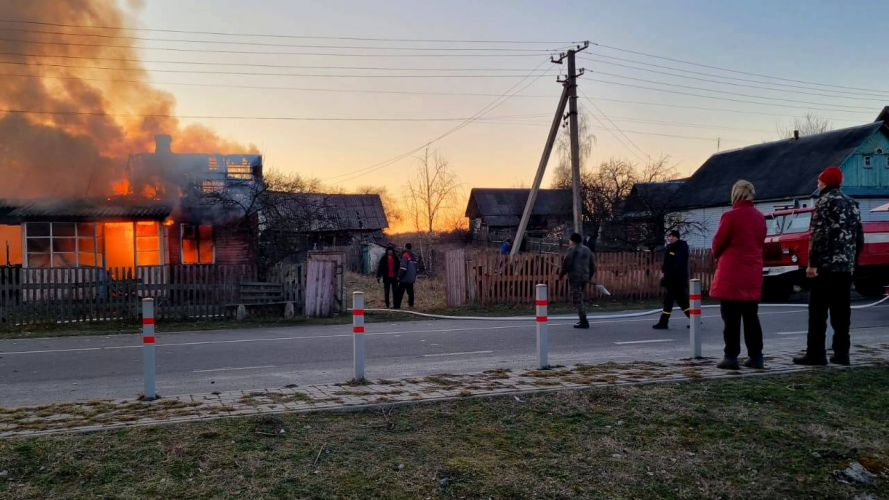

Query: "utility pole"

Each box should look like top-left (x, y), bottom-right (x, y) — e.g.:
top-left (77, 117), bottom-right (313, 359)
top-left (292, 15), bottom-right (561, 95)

top-left (511, 42), bottom-right (588, 255)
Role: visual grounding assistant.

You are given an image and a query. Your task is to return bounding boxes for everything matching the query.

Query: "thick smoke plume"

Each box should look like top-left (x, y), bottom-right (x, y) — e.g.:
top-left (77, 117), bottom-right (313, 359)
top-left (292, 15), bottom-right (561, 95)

top-left (0, 0), bottom-right (257, 199)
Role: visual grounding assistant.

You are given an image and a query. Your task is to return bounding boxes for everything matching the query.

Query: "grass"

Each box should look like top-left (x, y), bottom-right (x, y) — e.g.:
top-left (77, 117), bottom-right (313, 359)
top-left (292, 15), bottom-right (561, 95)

top-left (1, 368), bottom-right (888, 499)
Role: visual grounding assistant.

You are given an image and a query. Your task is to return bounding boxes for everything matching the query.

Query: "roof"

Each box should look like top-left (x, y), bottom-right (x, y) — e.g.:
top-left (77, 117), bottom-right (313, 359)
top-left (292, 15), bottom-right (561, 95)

top-left (465, 188), bottom-right (572, 226)
top-left (623, 181), bottom-right (685, 214)
top-left (6, 199), bottom-right (172, 221)
top-left (673, 122), bottom-right (887, 209)
top-left (272, 193), bottom-right (388, 231)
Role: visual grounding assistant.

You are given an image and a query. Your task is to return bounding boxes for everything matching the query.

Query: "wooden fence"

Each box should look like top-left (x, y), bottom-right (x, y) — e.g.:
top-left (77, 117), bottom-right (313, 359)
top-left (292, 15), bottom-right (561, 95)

top-left (445, 249), bottom-right (715, 306)
top-left (0, 264), bottom-right (306, 327)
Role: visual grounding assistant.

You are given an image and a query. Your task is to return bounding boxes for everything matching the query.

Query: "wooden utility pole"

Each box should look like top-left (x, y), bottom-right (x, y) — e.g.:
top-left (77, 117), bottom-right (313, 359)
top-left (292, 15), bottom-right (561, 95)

top-left (511, 42), bottom-right (588, 254)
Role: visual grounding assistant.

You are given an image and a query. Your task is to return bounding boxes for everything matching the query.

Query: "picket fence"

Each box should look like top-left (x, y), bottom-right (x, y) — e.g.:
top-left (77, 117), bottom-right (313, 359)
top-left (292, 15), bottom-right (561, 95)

top-left (0, 264), bottom-right (305, 327)
top-left (445, 249), bottom-right (715, 306)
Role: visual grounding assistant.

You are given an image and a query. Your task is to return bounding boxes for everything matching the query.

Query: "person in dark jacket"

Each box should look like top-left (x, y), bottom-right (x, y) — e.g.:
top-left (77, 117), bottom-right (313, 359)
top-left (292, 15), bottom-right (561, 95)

top-left (500, 238), bottom-right (513, 256)
top-left (394, 243), bottom-right (418, 309)
top-left (653, 230), bottom-right (691, 329)
top-left (793, 167), bottom-right (864, 367)
top-left (559, 233), bottom-right (596, 329)
top-left (710, 180), bottom-right (767, 370)
top-left (376, 245), bottom-right (398, 308)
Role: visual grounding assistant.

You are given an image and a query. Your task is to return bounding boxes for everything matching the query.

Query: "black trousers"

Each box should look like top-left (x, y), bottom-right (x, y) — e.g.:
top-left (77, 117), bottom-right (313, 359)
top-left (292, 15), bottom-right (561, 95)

top-left (720, 300), bottom-right (763, 358)
top-left (807, 271), bottom-right (852, 357)
top-left (658, 277), bottom-right (690, 323)
top-left (394, 283), bottom-right (415, 309)
top-left (381, 278), bottom-right (397, 308)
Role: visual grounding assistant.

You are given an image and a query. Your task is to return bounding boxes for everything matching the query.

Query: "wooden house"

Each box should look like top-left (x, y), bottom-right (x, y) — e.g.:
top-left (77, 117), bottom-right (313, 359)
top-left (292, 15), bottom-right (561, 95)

top-left (464, 188), bottom-right (572, 242)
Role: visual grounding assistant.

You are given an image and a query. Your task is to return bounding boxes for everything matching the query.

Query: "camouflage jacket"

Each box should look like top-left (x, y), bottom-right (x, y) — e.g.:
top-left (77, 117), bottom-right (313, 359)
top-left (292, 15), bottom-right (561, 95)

top-left (808, 187), bottom-right (864, 273)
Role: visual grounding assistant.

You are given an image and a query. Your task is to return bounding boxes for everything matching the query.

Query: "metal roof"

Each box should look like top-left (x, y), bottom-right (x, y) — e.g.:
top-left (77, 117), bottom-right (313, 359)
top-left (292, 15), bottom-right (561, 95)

top-left (465, 188), bottom-right (572, 224)
top-left (7, 199), bottom-right (172, 221)
top-left (273, 192), bottom-right (388, 231)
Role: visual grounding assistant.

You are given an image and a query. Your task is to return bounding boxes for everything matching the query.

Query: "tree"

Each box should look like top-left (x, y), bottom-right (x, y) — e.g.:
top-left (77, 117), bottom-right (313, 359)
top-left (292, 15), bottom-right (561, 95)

top-left (776, 113), bottom-right (831, 139)
top-left (402, 147), bottom-right (463, 234)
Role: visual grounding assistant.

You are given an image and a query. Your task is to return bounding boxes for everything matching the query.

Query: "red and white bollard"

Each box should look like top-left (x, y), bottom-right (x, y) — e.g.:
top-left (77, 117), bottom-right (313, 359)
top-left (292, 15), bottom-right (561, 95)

top-left (688, 279), bottom-right (702, 359)
top-left (536, 284), bottom-right (548, 369)
top-left (352, 292), bottom-right (365, 381)
top-left (142, 298), bottom-right (157, 400)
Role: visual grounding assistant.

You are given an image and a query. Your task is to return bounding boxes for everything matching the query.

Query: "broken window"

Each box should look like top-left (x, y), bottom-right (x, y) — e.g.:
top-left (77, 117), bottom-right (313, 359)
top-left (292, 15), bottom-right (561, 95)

top-left (202, 179), bottom-right (225, 193)
top-left (226, 157), bottom-right (253, 180)
top-left (181, 223), bottom-right (215, 264)
top-left (208, 156), bottom-right (219, 171)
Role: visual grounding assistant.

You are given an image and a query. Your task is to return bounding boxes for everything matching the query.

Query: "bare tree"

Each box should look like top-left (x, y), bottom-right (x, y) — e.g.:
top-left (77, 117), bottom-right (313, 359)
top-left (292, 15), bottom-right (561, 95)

top-left (776, 113), bottom-right (831, 139)
top-left (402, 147), bottom-right (463, 234)
top-left (551, 109), bottom-right (596, 191)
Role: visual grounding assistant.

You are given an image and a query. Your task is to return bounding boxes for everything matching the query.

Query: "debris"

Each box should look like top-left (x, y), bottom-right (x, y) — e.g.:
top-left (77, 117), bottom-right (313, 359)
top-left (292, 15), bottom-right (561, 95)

top-left (279, 429), bottom-right (286, 434)
top-left (835, 462), bottom-right (877, 485)
top-left (617, 420), bottom-right (625, 426)
top-left (514, 396), bottom-right (524, 403)
top-left (313, 444), bottom-right (326, 466)
top-left (0, 471), bottom-right (8, 478)
top-left (395, 464), bottom-right (405, 472)
top-left (611, 454), bottom-right (622, 459)
top-left (439, 477), bottom-right (452, 488)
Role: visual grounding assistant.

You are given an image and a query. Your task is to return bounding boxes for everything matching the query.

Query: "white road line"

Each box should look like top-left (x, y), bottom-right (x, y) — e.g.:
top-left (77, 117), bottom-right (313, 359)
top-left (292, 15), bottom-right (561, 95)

top-left (422, 350), bottom-right (493, 358)
top-left (774, 331), bottom-right (808, 336)
top-left (614, 339), bottom-right (675, 345)
top-left (193, 365), bottom-right (276, 373)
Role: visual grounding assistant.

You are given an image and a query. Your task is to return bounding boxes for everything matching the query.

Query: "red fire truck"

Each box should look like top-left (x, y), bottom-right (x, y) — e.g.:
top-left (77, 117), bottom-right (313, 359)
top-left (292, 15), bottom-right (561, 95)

top-left (761, 207), bottom-right (889, 301)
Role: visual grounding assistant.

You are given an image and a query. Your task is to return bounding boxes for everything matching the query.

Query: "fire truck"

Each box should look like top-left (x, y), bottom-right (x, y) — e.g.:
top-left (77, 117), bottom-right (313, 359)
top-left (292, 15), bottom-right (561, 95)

top-left (761, 206), bottom-right (889, 301)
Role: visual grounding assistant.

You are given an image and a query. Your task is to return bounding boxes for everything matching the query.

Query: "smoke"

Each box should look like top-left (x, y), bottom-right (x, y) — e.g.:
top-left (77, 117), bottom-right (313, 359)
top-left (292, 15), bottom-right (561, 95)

top-left (0, 0), bottom-right (257, 199)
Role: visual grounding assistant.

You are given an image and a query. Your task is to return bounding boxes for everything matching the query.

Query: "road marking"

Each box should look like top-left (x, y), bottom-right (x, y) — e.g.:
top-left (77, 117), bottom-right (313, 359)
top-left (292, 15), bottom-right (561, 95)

top-left (422, 350), bottom-right (493, 358)
top-left (614, 339), bottom-right (675, 345)
top-left (193, 365), bottom-right (276, 373)
top-left (774, 331), bottom-right (808, 336)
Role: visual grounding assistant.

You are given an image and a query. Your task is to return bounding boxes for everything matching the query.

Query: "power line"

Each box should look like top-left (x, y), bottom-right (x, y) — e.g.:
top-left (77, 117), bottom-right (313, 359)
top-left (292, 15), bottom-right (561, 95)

top-left (579, 55), bottom-right (887, 102)
top-left (577, 100), bottom-right (646, 162)
top-left (0, 37), bottom-right (547, 57)
top-left (0, 28), bottom-right (566, 52)
top-left (580, 52), bottom-right (889, 99)
top-left (323, 59), bottom-right (555, 182)
top-left (0, 19), bottom-right (578, 45)
top-left (591, 42), bottom-right (889, 95)
top-left (579, 90), bottom-right (649, 160)
top-left (585, 69), bottom-right (875, 111)
top-left (580, 75), bottom-right (873, 115)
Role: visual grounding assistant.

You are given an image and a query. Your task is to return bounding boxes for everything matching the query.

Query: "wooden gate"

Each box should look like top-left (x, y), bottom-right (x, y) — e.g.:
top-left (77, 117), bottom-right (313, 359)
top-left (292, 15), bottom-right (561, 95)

top-left (305, 260), bottom-right (336, 317)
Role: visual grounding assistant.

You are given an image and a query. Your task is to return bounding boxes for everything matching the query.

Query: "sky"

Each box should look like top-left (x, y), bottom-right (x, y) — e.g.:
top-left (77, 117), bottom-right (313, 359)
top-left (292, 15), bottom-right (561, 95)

top-left (131, 0), bottom-right (889, 193)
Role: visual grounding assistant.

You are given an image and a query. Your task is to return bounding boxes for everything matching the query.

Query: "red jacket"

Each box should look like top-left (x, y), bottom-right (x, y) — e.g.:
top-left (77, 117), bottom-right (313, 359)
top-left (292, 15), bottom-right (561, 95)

top-left (709, 200), bottom-right (766, 302)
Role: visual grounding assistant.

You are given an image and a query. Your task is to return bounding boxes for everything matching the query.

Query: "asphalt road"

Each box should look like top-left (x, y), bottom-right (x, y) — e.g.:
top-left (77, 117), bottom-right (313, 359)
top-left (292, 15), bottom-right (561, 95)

top-left (1, 302), bottom-right (888, 407)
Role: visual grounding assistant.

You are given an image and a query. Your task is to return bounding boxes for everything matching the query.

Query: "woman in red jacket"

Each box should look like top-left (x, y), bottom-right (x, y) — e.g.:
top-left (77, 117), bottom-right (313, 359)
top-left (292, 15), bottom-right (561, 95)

top-left (709, 180), bottom-right (767, 370)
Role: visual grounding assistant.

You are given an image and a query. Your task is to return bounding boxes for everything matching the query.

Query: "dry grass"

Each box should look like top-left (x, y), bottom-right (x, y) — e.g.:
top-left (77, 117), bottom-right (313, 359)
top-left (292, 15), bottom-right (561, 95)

top-left (1, 368), bottom-right (888, 499)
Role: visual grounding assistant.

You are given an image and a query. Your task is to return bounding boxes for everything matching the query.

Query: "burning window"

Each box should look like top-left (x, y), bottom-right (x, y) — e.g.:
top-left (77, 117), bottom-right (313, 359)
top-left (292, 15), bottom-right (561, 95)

top-left (181, 224), bottom-right (215, 264)
top-left (208, 156), bottom-right (219, 171)
top-left (0, 224), bottom-right (23, 266)
top-left (136, 221), bottom-right (161, 266)
top-left (25, 222), bottom-right (103, 268)
top-left (226, 157), bottom-right (253, 180)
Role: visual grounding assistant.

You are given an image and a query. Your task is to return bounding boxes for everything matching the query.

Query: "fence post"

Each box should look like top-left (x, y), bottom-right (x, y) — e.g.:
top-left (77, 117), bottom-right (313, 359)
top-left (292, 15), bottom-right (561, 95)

top-left (536, 284), bottom-right (548, 369)
top-left (688, 279), bottom-right (702, 359)
top-left (353, 291), bottom-right (365, 381)
top-left (142, 298), bottom-right (157, 400)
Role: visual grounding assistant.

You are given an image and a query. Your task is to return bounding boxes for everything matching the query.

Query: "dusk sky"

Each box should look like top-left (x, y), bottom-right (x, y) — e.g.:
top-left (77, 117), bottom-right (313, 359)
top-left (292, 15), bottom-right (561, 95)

top-left (133, 0), bottom-right (889, 190)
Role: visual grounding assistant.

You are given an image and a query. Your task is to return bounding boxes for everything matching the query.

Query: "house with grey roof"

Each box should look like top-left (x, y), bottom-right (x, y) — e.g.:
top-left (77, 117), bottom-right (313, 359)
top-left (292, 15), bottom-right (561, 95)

top-left (464, 188), bottom-right (572, 242)
top-left (672, 111), bottom-right (889, 248)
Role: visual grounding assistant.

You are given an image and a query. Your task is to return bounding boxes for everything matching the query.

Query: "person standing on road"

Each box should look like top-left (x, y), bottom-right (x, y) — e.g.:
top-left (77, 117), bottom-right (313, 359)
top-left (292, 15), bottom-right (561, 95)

top-left (376, 245), bottom-right (398, 309)
top-left (710, 180), bottom-right (767, 370)
top-left (653, 230), bottom-right (691, 329)
top-left (559, 232), bottom-right (596, 329)
top-left (793, 167), bottom-right (864, 367)
top-left (394, 243), bottom-right (418, 309)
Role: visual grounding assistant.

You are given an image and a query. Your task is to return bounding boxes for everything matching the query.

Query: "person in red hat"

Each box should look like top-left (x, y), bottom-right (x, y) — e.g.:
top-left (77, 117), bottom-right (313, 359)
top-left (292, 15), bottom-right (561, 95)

top-left (793, 166), bottom-right (864, 366)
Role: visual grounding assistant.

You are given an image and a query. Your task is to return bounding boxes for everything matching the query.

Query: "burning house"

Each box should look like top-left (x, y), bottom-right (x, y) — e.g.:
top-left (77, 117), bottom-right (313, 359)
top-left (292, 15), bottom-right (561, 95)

top-left (0, 135), bottom-right (262, 271)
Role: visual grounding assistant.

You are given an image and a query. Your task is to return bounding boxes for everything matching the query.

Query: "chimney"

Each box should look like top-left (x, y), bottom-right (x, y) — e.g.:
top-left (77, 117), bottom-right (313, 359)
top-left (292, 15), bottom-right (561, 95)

top-left (793, 130), bottom-right (800, 140)
top-left (155, 134), bottom-right (172, 154)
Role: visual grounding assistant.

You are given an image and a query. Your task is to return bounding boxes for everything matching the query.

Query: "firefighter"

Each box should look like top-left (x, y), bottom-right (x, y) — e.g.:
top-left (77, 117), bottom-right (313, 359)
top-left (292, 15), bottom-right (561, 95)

top-left (793, 166), bottom-right (864, 366)
top-left (653, 230), bottom-right (690, 329)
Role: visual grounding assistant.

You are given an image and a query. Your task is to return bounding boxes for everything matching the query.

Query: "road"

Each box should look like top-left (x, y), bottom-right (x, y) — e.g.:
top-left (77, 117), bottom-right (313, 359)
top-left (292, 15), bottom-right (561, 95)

top-left (1, 302), bottom-right (888, 407)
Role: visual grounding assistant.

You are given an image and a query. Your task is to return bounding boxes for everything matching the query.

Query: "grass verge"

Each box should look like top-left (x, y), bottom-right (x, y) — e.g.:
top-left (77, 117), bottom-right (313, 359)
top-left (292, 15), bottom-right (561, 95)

top-left (1, 368), bottom-right (887, 499)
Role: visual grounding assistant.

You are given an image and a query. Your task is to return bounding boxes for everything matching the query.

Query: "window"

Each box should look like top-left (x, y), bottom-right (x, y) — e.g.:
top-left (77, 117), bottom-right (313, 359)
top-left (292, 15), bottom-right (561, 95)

top-left (135, 221), bottom-right (161, 266)
top-left (208, 156), bottom-right (219, 171)
top-left (202, 180), bottom-right (225, 193)
top-left (765, 216), bottom-right (785, 236)
top-left (25, 222), bottom-right (101, 268)
top-left (864, 156), bottom-right (872, 167)
top-left (784, 213), bottom-right (812, 234)
top-left (181, 224), bottom-right (215, 264)
top-left (226, 157), bottom-right (253, 180)
top-left (876, 148), bottom-right (884, 155)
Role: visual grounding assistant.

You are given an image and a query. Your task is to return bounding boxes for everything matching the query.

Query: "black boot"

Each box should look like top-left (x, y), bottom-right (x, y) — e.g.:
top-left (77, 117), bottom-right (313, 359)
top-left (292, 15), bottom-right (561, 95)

top-left (652, 313), bottom-right (669, 330)
top-left (792, 354), bottom-right (827, 366)
top-left (716, 356), bottom-right (740, 370)
top-left (829, 353), bottom-right (850, 366)
top-left (742, 355), bottom-right (764, 369)
top-left (574, 321), bottom-right (590, 329)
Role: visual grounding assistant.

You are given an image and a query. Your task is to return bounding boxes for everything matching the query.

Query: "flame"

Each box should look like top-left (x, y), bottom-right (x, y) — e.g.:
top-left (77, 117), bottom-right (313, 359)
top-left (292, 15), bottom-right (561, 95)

top-left (0, 0), bottom-right (259, 199)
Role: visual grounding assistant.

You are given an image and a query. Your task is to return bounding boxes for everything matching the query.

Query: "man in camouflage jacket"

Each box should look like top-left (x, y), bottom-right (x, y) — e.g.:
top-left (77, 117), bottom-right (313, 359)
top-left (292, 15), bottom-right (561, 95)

top-left (794, 167), bottom-right (864, 367)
